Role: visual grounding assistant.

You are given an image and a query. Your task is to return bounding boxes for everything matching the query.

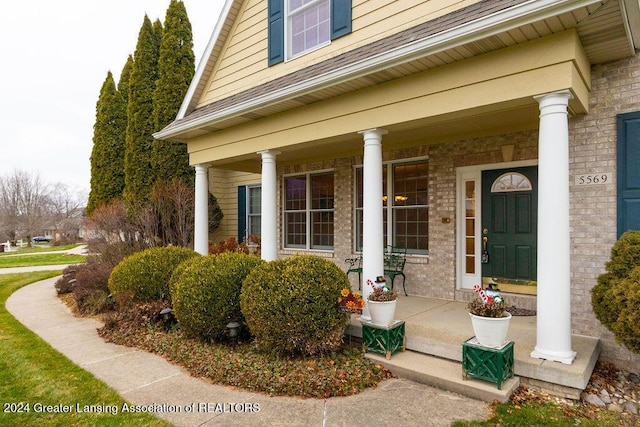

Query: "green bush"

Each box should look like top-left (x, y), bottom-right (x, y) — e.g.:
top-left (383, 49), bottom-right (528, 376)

top-left (170, 253), bottom-right (264, 341)
top-left (240, 255), bottom-right (350, 356)
top-left (608, 267), bottom-right (640, 352)
top-left (108, 246), bottom-right (199, 304)
top-left (592, 231), bottom-right (640, 353)
top-left (604, 231), bottom-right (640, 278)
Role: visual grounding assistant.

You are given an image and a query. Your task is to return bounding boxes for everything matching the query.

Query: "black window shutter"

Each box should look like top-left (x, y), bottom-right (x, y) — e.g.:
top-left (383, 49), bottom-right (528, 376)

top-left (238, 186), bottom-right (247, 243)
top-left (268, 0), bottom-right (284, 66)
top-left (331, 0), bottom-right (352, 40)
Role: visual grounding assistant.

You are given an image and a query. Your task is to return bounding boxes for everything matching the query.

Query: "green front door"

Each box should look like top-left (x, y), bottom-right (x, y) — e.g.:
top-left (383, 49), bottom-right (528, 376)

top-left (481, 167), bottom-right (538, 289)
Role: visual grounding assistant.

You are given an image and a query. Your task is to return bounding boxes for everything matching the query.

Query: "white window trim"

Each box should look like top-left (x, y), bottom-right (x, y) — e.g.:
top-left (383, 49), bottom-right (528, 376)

top-left (282, 169), bottom-right (335, 251)
top-left (285, 0), bottom-right (331, 61)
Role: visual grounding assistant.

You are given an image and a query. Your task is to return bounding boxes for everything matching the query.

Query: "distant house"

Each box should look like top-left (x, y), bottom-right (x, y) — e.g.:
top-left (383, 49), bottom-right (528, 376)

top-left (156, 0), bottom-right (640, 370)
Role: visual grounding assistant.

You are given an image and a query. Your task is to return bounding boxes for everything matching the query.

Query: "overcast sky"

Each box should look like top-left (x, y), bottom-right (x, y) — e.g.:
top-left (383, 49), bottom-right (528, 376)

top-left (0, 1), bottom-right (224, 198)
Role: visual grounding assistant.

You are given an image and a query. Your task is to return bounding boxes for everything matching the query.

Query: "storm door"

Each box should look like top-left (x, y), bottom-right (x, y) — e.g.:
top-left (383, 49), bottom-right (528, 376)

top-left (481, 166), bottom-right (538, 294)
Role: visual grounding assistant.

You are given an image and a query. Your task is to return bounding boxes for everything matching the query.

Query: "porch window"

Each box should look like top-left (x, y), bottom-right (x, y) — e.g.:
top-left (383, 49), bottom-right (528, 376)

top-left (355, 160), bottom-right (429, 254)
top-left (238, 185), bottom-right (261, 245)
top-left (268, 0), bottom-right (352, 65)
top-left (284, 172), bottom-right (334, 249)
top-left (247, 186), bottom-right (262, 244)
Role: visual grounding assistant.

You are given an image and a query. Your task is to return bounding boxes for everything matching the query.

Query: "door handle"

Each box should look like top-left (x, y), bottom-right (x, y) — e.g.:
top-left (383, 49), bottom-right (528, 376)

top-left (481, 228), bottom-right (489, 264)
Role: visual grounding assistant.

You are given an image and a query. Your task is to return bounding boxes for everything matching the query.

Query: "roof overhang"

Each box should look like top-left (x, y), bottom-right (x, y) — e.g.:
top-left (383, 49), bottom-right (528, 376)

top-left (155, 0), bottom-right (637, 142)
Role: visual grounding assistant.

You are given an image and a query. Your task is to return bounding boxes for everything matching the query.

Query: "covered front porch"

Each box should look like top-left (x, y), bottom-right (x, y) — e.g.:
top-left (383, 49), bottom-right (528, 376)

top-left (347, 294), bottom-right (600, 400)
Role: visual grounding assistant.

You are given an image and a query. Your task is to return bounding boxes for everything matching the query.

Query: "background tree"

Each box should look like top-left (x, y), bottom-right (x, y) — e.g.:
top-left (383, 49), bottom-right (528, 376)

top-left (152, 0), bottom-right (195, 185)
top-left (48, 183), bottom-right (86, 242)
top-left (123, 16), bottom-right (163, 206)
top-left (0, 170), bottom-right (51, 245)
top-left (0, 174), bottom-right (20, 241)
top-left (87, 72), bottom-right (127, 215)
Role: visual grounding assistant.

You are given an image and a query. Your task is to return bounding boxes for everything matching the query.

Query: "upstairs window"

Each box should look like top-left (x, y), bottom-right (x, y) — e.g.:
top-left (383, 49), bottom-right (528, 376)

top-left (268, 0), bottom-right (352, 65)
top-left (289, 0), bottom-right (330, 58)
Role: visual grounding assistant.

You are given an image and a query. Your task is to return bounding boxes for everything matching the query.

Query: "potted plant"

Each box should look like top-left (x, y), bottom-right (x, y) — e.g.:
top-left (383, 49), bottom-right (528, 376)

top-left (338, 288), bottom-right (365, 314)
top-left (467, 284), bottom-right (511, 348)
top-left (367, 276), bottom-right (398, 326)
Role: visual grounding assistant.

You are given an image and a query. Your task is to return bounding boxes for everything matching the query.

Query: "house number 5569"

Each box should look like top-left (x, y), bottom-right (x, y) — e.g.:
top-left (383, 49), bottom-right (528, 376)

top-left (574, 173), bottom-right (612, 185)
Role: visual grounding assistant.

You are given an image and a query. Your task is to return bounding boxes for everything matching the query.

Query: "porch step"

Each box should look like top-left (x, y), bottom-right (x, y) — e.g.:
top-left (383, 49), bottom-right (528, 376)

top-left (348, 297), bottom-right (602, 399)
top-left (366, 350), bottom-right (519, 403)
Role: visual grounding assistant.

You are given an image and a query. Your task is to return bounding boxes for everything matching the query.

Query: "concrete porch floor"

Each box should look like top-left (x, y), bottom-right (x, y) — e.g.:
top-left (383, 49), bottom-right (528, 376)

top-left (348, 295), bottom-right (600, 399)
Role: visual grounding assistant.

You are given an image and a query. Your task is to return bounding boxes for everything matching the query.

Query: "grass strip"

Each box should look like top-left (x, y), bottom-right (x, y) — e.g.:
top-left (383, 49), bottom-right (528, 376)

top-left (0, 244), bottom-right (82, 257)
top-left (0, 254), bottom-right (86, 268)
top-left (451, 386), bottom-right (636, 427)
top-left (0, 272), bottom-right (170, 427)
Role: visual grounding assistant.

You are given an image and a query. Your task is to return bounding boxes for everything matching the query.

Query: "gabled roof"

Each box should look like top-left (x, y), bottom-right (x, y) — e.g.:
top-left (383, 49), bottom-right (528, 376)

top-left (157, 0), bottom-right (639, 141)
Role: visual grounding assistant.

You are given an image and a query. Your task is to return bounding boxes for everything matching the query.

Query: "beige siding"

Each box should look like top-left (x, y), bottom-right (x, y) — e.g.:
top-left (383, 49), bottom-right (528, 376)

top-left (197, 0), bottom-right (484, 107)
top-left (189, 31), bottom-right (588, 165)
top-left (209, 168), bottom-right (261, 244)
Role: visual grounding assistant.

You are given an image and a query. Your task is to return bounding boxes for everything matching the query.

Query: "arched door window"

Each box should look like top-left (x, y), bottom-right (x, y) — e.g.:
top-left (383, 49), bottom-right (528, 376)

top-left (491, 172), bottom-right (532, 193)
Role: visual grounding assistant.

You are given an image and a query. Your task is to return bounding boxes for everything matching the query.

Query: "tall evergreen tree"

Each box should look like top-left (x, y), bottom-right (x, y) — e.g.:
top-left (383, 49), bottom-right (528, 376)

top-left (118, 55), bottom-right (134, 105)
top-left (87, 71), bottom-right (127, 215)
top-left (152, 0), bottom-right (195, 185)
top-left (123, 16), bottom-right (162, 206)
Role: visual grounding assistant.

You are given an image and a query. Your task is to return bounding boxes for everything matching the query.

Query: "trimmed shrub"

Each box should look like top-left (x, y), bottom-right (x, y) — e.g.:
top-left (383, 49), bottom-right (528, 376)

top-left (170, 253), bottom-right (264, 341)
top-left (592, 231), bottom-right (640, 353)
top-left (608, 267), bottom-right (640, 353)
top-left (240, 255), bottom-right (350, 356)
top-left (604, 231), bottom-right (640, 278)
top-left (108, 246), bottom-right (199, 304)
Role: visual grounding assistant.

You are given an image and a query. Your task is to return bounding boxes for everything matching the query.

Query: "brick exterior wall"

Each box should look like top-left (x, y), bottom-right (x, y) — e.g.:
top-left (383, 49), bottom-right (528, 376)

top-left (568, 53), bottom-right (640, 370)
top-left (268, 53), bottom-right (640, 371)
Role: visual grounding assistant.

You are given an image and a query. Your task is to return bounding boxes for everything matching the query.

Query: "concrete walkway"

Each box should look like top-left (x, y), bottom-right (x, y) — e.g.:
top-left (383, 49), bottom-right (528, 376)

top-left (4, 274), bottom-right (490, 426)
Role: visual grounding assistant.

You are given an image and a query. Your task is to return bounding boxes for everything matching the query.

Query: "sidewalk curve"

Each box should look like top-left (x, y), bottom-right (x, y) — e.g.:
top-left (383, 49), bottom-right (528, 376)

top-left (5, 277), bottom-right (490, 426)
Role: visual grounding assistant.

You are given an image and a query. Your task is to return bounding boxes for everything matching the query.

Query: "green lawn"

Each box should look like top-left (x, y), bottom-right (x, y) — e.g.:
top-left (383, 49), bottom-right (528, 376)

top-left (0, 244), bottom-right (82, 257)
top-left (0, 272), bottom-right (170, 426)
top-left (0, 254), bottom-right (86, 268)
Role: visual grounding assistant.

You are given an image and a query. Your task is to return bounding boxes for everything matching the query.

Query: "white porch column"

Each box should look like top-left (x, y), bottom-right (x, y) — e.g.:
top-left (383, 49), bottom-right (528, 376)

top-left (359, 128), bottom-right (387, 319)
top-left (531, 90), bottom-right (576, 364)
top-left (194, 163), bottom-right (210, 255)
top-left (259, 150), bottom-right (278, 261)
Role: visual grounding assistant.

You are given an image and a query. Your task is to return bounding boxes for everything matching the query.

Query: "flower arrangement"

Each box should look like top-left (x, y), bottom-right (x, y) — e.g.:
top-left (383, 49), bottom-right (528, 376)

top-left (338, 288), bottom-right (365, 314)
top-left (467, 284), bottom-right (507, 318)
top-left (367, 276), bottom-right (398, 302)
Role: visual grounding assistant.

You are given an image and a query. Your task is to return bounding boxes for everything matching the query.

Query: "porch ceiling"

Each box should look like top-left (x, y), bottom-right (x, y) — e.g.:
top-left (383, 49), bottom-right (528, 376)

top-left (162, 0), bottom-right (637, 143)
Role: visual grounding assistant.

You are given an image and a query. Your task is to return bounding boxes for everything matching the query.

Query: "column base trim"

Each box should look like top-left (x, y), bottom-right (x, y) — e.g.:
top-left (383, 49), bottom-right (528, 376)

top-left (530, 347), bottom-right (576, 365)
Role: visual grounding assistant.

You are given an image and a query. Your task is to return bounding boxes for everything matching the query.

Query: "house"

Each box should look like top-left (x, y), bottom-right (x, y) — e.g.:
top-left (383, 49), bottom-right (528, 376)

top-left (155, 0), bottom-right (640, 372)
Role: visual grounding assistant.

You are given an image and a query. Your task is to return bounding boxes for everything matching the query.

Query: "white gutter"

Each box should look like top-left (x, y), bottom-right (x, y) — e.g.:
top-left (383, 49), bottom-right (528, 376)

top-left (155, 0), bottom-right (604, 140)
top-left (621, 0), bottom-right (640, 52)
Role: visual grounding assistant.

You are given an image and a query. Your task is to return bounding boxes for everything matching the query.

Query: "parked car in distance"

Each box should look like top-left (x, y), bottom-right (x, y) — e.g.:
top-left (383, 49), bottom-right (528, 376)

top-left (32, 236), bottom-right (51, 243)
